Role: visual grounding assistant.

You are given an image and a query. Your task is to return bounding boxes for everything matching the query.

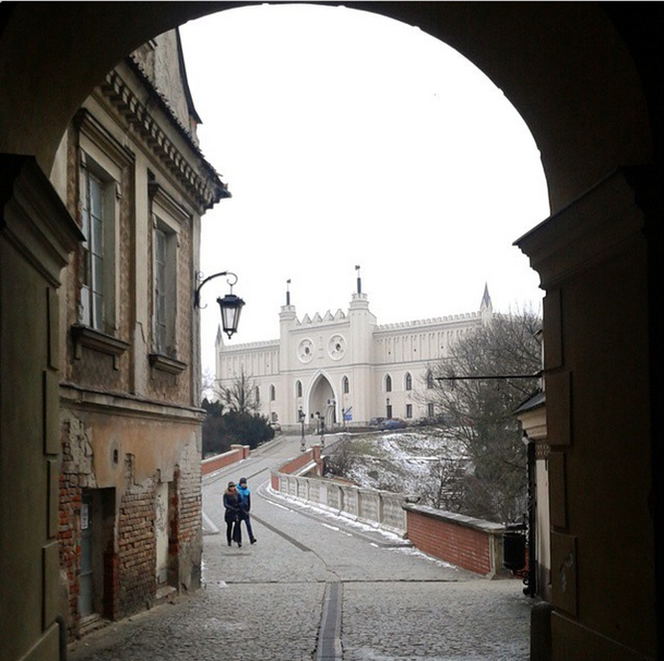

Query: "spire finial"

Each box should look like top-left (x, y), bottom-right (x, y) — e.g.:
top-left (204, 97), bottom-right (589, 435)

top-left (286, 279), bottom-right (291, 306)
top-left (355, 265), bottom-right (361, 294)
top-left (481, 282), bottom-right (492, 311)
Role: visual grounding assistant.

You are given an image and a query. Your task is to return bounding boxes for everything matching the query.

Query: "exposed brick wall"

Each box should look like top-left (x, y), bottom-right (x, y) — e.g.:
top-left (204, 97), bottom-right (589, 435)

top-left (59, 460), bottom-right (82, 636)
top-left (58, 413), bottom-right (95, 639)
top-left (276, 445), bottom-right (323, 476)
top-left (174, 439), bottom-right (203, 591)
top-left (117, 456), bottom-right (156, 618)
top-left (201, 444), bottom-right (249, 475)
top-left (405, 506), bottom-right (506, 577)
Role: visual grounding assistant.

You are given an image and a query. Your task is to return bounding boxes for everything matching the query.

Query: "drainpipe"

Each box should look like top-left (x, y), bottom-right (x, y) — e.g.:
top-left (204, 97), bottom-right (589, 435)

top-left (524, 436), bottom-right (537, 597)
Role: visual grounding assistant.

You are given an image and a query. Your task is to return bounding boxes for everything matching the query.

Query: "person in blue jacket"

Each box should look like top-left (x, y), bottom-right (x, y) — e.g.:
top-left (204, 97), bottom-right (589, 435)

top-left (223, 481), bottom-right (242, 547)
top-left (236, 477), bottom-right (256, 544)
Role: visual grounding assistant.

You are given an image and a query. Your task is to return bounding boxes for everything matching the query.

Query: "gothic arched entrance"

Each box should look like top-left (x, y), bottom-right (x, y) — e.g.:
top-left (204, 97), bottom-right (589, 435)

top-left (308, 374), bottom-right (337, 430)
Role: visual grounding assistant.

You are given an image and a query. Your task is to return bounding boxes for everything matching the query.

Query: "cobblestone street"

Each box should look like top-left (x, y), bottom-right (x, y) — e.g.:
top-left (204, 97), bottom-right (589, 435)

top-left (68, 436), bottom-right (532, 660)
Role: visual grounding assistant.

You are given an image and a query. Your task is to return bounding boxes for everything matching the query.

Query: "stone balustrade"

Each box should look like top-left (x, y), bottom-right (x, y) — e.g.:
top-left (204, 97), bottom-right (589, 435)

top-left (271, 449), bottom-right (413, 536)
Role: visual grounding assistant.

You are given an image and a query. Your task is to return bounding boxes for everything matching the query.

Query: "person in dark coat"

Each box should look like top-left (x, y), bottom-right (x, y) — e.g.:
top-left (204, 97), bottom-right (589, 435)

top-left (236, 477), bottom-right (256, 544)
top-left (223, 481), bottom-right (242, 547)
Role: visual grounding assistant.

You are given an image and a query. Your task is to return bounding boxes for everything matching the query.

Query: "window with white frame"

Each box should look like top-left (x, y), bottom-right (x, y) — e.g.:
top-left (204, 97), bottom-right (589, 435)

top-left (79, 153), bottom-right (119, 332)
top-left (152, 221), bottom-right (177, 355)
top-left (149, 182), bottom-right (186, 359)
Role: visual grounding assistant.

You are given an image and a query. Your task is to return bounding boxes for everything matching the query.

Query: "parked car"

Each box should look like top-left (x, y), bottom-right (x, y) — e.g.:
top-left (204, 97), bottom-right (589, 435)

top-left (381, 418), bottom-right (407, 430)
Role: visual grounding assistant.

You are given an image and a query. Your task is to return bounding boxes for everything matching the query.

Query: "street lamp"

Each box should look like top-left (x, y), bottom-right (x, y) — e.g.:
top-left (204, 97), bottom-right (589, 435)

top-left (298, 408), bottom-right (306, 453)
top-left (194, 271), bottom-right (245, 339)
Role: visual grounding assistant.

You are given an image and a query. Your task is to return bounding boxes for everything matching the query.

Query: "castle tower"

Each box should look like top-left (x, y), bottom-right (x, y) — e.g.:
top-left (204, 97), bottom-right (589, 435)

top-left (279, 279), bottom-right (298, 422)
top-left (347, 266), bottom-right (376, 425)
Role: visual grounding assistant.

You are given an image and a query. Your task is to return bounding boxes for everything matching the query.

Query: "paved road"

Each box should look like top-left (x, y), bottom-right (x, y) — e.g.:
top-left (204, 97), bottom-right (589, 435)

top-left (69, 434), bottom-right (532, 660)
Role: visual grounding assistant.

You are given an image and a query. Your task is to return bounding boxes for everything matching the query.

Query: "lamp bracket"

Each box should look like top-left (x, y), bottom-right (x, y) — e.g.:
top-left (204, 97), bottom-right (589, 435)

top-left (194, 271), bottom-right (238, 309)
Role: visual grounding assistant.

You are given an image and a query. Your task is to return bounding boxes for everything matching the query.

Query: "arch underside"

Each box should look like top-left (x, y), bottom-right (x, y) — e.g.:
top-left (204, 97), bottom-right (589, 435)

top-left (0, 4), bottom-right (660, 660)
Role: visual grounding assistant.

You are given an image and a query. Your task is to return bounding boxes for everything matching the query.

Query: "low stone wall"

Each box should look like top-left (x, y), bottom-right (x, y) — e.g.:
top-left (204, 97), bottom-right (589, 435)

top-left (201, 444), bottom-right (250, 475)
top-left (271, 447), bottom-right (411, 536)
top-left (403, 503), bottom-right (508, 578)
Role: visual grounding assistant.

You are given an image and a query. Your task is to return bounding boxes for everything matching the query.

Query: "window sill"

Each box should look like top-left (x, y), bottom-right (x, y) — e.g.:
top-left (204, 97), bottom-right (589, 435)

top-left (71, 325), bottom-right (129, 370)
top-left (149, 353), bottom-right (187, 375)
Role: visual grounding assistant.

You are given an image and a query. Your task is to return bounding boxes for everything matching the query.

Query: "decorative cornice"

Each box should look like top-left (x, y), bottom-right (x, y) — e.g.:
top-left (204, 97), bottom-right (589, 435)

top-left (60, 382), bottom-right (204, 424)
top-left (99, 68), bottom-right (230, 212)
top-left (74, 108), bottom-right (135, 167)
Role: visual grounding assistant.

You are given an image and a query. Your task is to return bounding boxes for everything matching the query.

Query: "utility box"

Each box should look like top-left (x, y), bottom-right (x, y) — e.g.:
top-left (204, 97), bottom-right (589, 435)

top-left (503, 524), bottom-right (527, 571)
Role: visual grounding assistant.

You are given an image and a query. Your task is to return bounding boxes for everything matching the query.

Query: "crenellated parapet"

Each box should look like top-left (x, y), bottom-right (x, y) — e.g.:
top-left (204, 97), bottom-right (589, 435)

top-left (218, 339), bottom-right (279, 352)
top-left (297, 309), bottom-right (348, 326)
top-left (375, 312), bottom-right (482, 333)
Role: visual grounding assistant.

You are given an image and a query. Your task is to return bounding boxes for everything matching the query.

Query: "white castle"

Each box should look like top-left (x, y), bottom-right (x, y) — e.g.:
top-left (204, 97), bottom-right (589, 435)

top-left (215, 271), bottom-right (493, 431)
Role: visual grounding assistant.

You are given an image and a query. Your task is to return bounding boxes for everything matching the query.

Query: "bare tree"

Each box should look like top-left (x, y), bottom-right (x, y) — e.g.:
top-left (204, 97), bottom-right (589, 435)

top-left (424, 307), bottom-right (542, 522)
top-left (201, 367), bottom-right (215, 402)
top-left (218, 369), bottom-right (261, 414)
top-left (419, 453), bottom-right (470, 511)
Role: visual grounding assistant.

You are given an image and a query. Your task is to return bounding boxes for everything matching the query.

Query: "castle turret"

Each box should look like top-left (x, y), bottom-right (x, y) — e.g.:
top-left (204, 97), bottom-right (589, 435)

top-left (348, 267), bottom-right (376, 425)
top-left (279, 279), bottom-right (298, 423)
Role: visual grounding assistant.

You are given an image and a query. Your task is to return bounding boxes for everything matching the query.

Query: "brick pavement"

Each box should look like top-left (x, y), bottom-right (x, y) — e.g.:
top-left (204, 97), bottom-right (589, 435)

top-left (68, 435), bottom-right (532, 660)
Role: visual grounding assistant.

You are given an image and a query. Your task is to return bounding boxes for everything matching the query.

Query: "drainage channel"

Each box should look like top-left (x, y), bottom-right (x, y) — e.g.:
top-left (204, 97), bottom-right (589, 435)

top-left (316, 581), bottom-right (343, 660)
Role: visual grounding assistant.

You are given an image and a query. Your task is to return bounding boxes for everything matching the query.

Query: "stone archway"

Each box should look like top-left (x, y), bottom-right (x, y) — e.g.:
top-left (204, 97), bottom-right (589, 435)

top-left (1, 5), bottom-right (660, 660)
top-left (308, 373), bottom-right (336, 430)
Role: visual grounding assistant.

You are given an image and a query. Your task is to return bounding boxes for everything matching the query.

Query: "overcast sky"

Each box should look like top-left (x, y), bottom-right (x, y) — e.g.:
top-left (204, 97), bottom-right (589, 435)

top-left (178, 4), bottom-right (550, 378)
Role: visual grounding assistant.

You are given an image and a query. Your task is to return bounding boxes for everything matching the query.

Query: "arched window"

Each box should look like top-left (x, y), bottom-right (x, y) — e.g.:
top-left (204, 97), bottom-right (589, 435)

top-left (426, 371), bottom-right (434, 389)
top-left (269, 384), bottom-right (276, 401)
top-left (342, 376), bottom-right (349, 394)
top-left (385, 374), bottom-right (392, 392)
top-left (296, 380), bottom-right (303, 398)
top-left (405, 372), bottom-right (412, 391)
top-left (255, 386), bottom-right (260, 404)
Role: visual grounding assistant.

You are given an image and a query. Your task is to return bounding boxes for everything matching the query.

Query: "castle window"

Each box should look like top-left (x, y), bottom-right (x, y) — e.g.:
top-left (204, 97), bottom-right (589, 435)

top-left (405, 372), bottom-right (412, 391)
top-left (385, 374), bottom-right (392, 392)
top-left (270, 384), bottom-right (276, 401)
top-left (342, 376), bottom-right (349, 394)
top-left (296, 380), bottom-right (303, 398)
top-left (426, 371), bottom-right (435, 389)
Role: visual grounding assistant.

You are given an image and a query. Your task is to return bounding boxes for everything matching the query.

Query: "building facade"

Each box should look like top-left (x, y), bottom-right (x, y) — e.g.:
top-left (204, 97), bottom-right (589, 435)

top-left (216, 279), bottom-right (493, 431)
top-left (49, 30), bottom-right (229, 638)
